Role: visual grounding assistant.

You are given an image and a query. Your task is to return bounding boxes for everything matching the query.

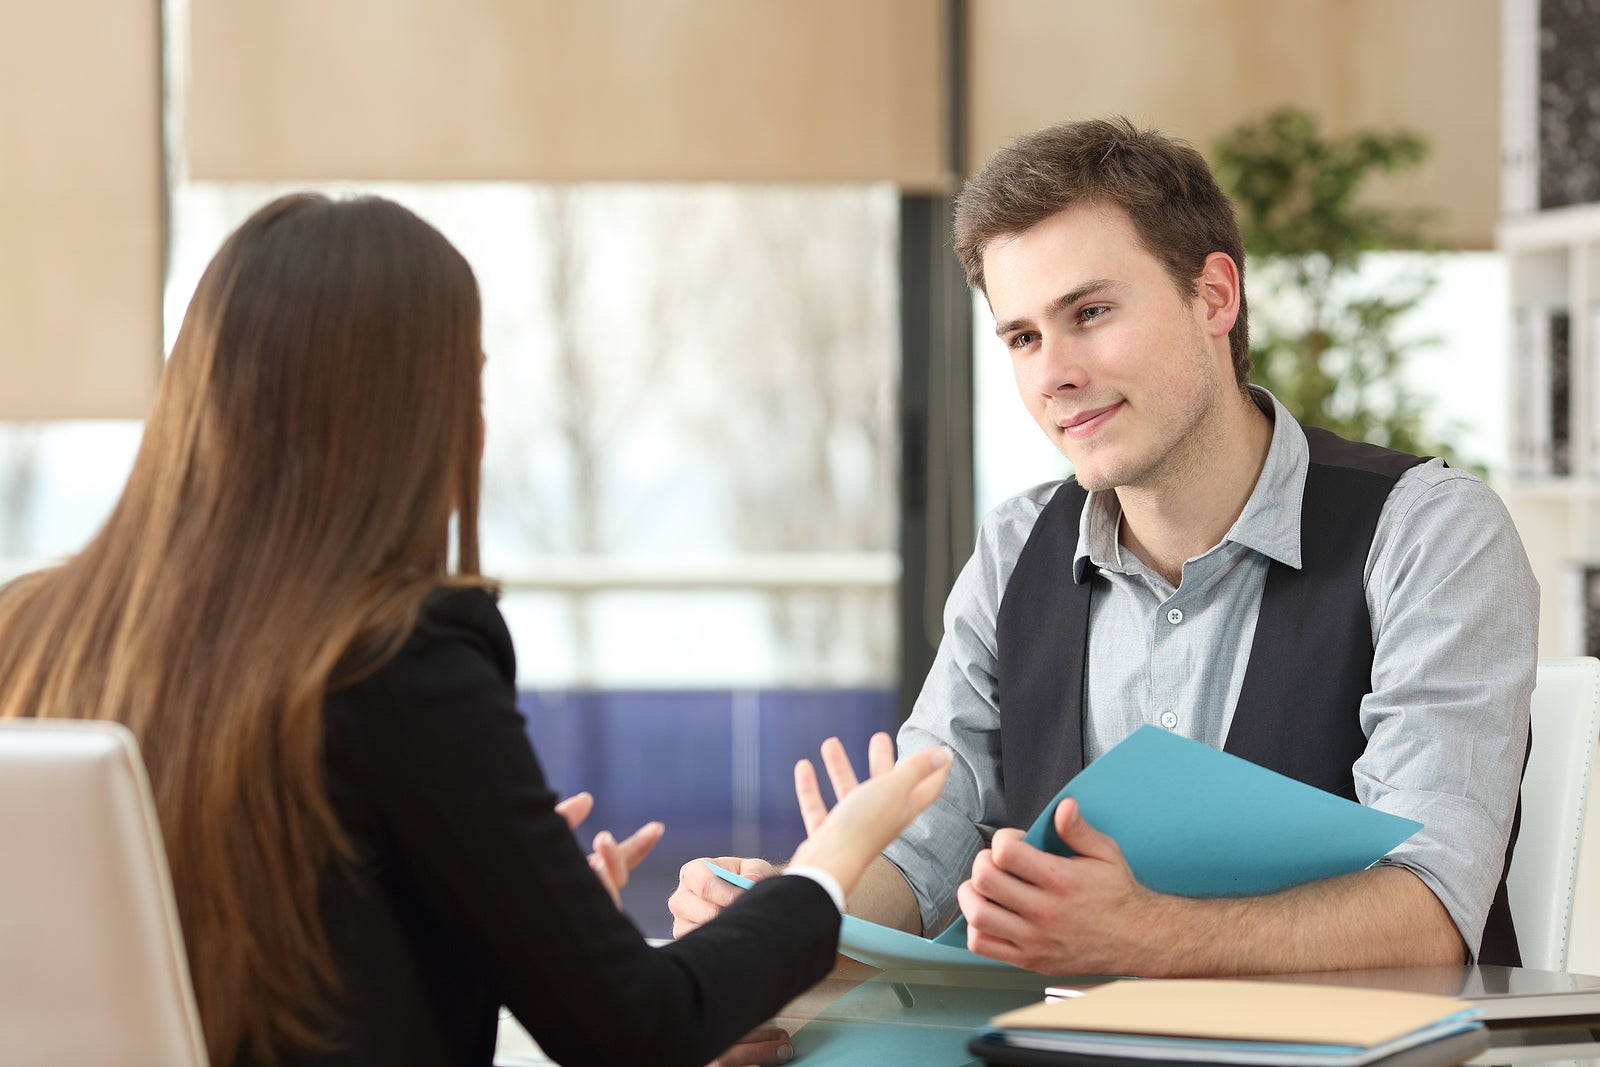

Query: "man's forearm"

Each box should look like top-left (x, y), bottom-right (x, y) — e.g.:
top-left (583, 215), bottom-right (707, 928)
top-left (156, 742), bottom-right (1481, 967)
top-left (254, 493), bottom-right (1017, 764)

top-left (843, 854), bottom-right (924, 935)
top-left (1143, 866), bottom-right (1466, 977)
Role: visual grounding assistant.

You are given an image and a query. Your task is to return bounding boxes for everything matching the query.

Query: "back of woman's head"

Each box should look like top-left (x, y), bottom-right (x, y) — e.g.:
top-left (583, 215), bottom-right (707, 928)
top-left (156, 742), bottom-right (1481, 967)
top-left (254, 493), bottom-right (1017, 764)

top-left (161, 192), bottom-right (483, 585)
top-left (0, 193), bottom-right (486, 1065)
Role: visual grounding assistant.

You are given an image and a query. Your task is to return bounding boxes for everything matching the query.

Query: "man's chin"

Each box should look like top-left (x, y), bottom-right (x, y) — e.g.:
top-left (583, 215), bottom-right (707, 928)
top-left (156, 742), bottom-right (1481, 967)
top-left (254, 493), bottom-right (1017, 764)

top-left (1070, 465), bottom-right (1115, 492)
top-left (1071, 456), bottom-right (1150, 493)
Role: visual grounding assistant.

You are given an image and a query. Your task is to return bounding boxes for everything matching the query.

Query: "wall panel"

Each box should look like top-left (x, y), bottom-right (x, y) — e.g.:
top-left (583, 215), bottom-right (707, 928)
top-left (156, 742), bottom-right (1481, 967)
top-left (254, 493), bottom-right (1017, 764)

top-left (968, 0), bottom-right (1500, 249)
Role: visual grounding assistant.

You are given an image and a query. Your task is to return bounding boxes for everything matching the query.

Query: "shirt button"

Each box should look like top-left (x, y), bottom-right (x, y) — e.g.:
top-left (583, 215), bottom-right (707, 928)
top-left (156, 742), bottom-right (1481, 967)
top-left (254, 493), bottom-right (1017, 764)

top-left (1166, 607), bottom-right (1184, 625)
top-left (1160, 711), bottom-right (1179, 729)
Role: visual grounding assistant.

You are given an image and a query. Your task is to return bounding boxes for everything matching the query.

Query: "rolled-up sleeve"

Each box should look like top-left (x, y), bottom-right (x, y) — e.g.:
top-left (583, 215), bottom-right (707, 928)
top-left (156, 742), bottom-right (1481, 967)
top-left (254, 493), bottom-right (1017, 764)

top-left (1358, 462), bottom-right (1538, 960)
top-left (885, 484), bottom-right (1058, 936)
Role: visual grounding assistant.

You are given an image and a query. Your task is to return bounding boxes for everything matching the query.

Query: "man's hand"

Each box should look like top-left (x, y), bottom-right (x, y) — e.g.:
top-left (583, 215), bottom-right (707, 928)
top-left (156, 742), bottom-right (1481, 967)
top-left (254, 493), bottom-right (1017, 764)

top-left (958, 797), bottom-right (1164, 974)
top-left (957, 797), bottom-right (1468, 976)
top-left (705, 1023), bottom-right (795, 1067)
top-left (669, 856), bottom-right (782, 938)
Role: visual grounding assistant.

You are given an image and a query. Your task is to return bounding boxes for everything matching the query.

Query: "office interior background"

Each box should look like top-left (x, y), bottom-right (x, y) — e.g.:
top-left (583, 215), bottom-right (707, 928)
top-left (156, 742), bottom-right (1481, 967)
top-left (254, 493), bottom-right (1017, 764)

top-left (3, 0), bottom-right (1596, 935)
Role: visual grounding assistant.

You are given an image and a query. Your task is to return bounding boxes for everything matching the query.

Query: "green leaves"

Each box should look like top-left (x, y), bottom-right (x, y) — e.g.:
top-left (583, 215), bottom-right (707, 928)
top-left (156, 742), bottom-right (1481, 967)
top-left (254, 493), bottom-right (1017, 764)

top-left (1214, 108), bottom-right (1431, 264)
top-left (1213, 109), bottom-right (1477, 471)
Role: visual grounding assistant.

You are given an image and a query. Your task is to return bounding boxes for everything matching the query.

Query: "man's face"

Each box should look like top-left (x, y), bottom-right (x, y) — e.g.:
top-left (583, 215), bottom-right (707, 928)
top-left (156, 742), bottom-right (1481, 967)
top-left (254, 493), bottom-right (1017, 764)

top-left (982, 203), bottom-right (1231, 494)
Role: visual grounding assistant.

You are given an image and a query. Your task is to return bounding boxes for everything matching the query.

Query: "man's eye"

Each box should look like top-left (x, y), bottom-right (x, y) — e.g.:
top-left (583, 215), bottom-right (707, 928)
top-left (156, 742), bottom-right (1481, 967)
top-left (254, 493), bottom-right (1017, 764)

top-left (1008, 332), bottom-right (1038, 349)
top-left (1078, 305), bottom-right (1109, 324)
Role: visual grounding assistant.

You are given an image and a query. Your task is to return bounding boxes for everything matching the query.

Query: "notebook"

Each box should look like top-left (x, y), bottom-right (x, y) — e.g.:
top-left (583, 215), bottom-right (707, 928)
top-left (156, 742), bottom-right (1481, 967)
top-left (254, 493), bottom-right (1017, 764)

top-left (974, 979), bottom-right (1488, 1067)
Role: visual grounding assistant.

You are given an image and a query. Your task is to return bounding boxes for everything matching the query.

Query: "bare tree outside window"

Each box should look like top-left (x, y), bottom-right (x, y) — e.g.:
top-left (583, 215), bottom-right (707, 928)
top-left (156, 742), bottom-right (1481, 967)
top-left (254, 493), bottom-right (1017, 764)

top-left (480, 187), bottom-right (697, 679)
top-left (0, 426), bottom-right (41, 559)
top-left (478, 185), bottom-right (899, 686)
top-left (679, 188), bottom-right (898, 683)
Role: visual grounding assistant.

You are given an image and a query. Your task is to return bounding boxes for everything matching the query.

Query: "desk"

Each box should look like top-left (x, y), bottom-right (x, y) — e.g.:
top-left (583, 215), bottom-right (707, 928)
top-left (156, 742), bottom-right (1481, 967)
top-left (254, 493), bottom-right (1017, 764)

top-left (492, 963), bottom-right (1600, 1066)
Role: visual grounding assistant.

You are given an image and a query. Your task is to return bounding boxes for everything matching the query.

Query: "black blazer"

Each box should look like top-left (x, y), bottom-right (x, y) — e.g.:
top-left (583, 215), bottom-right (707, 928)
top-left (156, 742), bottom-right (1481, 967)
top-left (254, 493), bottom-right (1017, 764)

top-left (257, 586), bottom-right (839, 1067)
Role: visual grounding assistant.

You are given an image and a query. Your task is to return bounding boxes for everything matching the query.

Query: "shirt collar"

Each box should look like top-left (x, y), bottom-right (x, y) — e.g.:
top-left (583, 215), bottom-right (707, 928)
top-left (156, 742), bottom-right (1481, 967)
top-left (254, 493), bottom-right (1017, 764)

top-left (1071, 386), bottom-right (1306, 583)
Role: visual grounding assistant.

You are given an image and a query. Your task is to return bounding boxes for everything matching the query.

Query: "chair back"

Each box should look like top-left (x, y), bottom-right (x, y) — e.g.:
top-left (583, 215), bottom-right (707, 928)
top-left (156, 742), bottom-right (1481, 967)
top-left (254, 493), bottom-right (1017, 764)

top-left (1507, 657), bottom-right (1600, 974)
top-left (0, 719), bottom-right (208, 1066)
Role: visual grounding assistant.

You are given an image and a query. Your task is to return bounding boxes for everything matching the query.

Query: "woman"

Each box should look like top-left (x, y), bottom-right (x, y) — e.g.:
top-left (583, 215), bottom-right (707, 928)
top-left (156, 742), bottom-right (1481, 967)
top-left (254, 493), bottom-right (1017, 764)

top-left (0, 194), bottom-right (949, 1066)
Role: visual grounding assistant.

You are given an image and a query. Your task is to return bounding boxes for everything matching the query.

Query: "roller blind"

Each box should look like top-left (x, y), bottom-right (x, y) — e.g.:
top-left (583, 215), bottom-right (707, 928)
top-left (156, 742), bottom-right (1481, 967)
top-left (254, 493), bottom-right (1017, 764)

top-left (187, 0), bottom-right (950, 189)
top-left (0, 0), bottom-right (163, 418)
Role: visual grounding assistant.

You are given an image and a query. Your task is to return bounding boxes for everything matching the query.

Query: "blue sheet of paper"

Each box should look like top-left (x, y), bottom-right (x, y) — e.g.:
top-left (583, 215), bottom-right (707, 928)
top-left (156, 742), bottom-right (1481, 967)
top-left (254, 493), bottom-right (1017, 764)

top-left (706, 861), bottom-right (1016, 970)
top-left (710, 725), bottom-right (1421, 969)
top-left (785, 980), bottom-right (1034, 1066)
top-left (933, 726), bottom-right (1421, 945)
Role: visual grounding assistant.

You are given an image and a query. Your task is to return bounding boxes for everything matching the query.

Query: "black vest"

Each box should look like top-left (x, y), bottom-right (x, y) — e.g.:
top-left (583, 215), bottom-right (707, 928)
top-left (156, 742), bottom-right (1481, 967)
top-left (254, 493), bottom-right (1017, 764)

top-left (994, 424), bottom-right (1520, 966)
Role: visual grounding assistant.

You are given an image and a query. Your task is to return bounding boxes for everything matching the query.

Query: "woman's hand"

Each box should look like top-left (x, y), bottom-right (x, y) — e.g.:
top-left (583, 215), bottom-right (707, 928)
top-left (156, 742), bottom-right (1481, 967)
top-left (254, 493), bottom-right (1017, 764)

top-left (788, 733), bottom-right (949, 897)
top-left (555, 791), bottom-right (665, 910)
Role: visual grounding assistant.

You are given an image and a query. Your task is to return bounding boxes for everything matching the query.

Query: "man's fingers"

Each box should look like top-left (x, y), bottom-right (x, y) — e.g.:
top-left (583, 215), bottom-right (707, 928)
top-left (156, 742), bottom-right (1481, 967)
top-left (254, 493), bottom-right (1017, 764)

top-left (669, 855), bottom-right (777, 938)
top-left (707, 1024), bottom-right (794, 1067)
top-left (795, 758), bottom-right (829, 836)
top-left (667, 884), bottom-right (721, 937)
top-left (867, 730), bottom-right (895, 778)
top-left (819, 735), bottom-right (859, 800)
top-left (968, 839), bottom-right (1028, 903)
top-left (958, 880), bottom-right (1029, 961)
top-left (987, 827), bottom-right (1065, 892)
top-left (553, 791), bottom-right (594, 831)
top-left (736, 857), bottom-right (780, 880)
top-left (680, 858), bottom-right (757, 902)
top-left (1053, 798), bottom-right (1120, 863)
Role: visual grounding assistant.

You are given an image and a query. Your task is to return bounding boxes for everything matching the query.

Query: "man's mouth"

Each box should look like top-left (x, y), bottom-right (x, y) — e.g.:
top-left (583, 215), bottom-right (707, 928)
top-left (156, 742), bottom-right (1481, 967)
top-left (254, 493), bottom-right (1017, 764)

top-left (1059, 401), bottom-right (1124, 439)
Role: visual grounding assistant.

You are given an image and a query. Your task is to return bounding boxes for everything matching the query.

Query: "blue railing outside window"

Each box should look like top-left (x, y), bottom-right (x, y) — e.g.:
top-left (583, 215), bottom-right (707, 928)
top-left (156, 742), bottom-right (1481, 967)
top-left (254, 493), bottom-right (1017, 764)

top-left (517, 688), bottom-right (898, 938)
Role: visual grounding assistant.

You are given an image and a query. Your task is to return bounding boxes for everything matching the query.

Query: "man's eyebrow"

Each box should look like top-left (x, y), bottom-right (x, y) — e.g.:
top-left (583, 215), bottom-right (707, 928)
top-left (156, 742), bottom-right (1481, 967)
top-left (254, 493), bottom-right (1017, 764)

top-left (993, 278), bottom-right (1123, 337)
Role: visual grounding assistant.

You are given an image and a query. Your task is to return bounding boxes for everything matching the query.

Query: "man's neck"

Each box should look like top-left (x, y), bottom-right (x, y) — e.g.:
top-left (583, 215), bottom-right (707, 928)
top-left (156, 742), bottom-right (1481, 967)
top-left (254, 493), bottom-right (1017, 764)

top-left (1115, 390), bottom-right (1274, 587)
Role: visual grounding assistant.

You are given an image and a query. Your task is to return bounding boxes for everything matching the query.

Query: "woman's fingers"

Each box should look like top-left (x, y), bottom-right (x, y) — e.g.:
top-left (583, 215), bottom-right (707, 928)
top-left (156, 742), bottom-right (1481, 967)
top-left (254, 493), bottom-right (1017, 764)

top-left (615, 821), bottom-right (665, 869)
top-left (787, 742), bottom-right (952, 893)
top-left (596, 832), bottom-right (625, 882)
top-left (795, 758), bottom-right (830, 836)
top-left (904, 747), bottom-right (953, 812)
top-left (867, 731), bottom-right (895, 778)
top-left (553, 791), bottom-right (594, 831)
top-left (589, 834), bottom-right (623, 909)
top-left (586, 821), bottom-right (664, 911)
top-left (819, 735), bottom-right (859, 800)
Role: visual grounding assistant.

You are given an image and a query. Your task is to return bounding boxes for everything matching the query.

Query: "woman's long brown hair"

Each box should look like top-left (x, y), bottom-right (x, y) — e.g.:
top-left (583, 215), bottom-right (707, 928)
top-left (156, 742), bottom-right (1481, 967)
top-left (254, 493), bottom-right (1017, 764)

top-left (0, 194), bottom-right (487, 1064)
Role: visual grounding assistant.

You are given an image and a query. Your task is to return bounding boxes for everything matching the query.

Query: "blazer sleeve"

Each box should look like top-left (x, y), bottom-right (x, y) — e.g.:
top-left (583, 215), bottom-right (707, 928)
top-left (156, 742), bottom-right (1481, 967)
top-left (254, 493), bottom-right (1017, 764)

top-left (328, 587), bottom-right (840, 1067)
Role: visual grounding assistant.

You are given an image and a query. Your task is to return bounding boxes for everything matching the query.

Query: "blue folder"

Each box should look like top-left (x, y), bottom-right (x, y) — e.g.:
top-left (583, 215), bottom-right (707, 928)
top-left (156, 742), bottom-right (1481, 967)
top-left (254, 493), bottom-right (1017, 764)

top-left (712, 725), bottom-right (1421, 971)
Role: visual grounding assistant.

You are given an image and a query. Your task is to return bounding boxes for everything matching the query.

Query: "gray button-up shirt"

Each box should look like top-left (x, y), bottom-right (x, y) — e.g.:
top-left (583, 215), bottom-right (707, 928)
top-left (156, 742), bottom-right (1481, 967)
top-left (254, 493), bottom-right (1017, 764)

top-left (885, 390), bottom-right (1538, 960)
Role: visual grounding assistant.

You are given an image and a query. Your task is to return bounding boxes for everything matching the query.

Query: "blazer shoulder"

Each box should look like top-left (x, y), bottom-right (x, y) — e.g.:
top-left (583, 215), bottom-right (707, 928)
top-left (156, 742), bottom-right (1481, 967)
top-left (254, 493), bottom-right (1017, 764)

top-left (405, 583), bottom-right (516, 684)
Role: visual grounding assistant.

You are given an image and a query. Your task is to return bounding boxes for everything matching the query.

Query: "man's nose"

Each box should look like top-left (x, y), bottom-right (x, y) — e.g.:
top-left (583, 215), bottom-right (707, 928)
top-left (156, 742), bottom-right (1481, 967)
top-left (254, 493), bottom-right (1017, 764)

top-left (1030, 336), bottom-right (1086, 397)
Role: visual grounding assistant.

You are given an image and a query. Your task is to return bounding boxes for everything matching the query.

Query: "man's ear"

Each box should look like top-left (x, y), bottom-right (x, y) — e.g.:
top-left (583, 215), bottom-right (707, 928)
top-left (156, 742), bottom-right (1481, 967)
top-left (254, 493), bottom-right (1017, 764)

top-left (1196, 252), bottom-right (1241, 338)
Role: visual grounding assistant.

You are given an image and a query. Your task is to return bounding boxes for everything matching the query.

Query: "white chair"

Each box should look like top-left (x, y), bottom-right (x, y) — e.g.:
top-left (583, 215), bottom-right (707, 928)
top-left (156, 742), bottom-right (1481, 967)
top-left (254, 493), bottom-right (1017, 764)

top-left (0, 719), bottom-right (209, 1066)
top-left (1506, 657), bottom-right (1600, 975)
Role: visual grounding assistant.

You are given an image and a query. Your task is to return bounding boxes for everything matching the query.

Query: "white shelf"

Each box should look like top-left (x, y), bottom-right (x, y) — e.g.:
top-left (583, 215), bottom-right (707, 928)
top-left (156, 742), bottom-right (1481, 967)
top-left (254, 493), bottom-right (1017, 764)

top-left (1505, 479), bottom-right (1600, 502)
top-left (1499, 202), bottom-right (1600, 251)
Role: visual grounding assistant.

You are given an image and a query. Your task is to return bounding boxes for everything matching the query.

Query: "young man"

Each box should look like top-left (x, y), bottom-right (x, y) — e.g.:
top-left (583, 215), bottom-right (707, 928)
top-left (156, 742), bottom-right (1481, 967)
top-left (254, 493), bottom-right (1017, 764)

top-left (672, 118), bottom-right (1536, 986)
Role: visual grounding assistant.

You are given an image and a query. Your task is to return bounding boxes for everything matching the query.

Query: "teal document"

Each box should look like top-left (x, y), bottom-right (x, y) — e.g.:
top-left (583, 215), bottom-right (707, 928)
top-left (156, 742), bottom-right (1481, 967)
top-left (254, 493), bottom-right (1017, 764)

top-left (706, 860), bottom-right (1016, 970)
top-left (712, 725), bottom-right (1421, 969)
top-left (786, 980), bottom-right (1036, 1066)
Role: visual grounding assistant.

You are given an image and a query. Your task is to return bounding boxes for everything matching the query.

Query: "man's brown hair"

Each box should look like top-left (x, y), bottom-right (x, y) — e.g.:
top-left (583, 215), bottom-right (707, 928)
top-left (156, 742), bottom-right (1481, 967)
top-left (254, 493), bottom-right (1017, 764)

top-left (954, 116), bottom-right (1251, 383)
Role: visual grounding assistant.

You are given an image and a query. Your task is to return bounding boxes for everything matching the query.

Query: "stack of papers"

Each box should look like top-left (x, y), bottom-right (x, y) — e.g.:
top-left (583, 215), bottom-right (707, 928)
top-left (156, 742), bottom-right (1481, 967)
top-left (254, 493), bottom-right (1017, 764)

top-left (973, 980), bottom-right (1487, 1067)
